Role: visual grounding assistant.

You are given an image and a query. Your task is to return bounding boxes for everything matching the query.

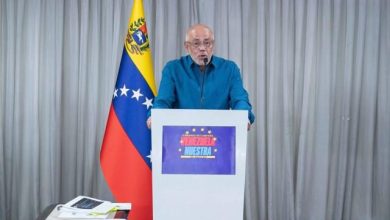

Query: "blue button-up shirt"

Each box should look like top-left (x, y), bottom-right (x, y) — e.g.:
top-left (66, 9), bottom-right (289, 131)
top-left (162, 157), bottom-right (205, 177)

top-left (151, 55), bottom-right (255, 123)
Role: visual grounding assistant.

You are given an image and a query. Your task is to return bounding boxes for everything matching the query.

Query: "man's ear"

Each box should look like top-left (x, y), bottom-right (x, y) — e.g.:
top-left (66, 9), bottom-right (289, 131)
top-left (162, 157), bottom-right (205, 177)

top-left (184, 42), bottom-right (189, 52)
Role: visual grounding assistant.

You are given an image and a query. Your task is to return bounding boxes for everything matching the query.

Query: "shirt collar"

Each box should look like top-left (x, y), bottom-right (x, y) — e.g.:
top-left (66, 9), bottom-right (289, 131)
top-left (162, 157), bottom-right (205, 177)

top-left (185, 55), bottom-right (219, 69)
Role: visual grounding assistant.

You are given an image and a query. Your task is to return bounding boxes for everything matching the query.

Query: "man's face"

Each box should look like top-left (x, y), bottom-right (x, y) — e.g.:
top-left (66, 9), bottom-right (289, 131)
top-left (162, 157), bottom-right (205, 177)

top-left (184, 27), bottom-right (214, 66)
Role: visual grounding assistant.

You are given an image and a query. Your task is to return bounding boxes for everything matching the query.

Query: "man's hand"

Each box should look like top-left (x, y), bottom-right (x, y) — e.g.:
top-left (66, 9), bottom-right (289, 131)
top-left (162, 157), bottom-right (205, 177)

top-left (146, 116), bottom-right (152, 129)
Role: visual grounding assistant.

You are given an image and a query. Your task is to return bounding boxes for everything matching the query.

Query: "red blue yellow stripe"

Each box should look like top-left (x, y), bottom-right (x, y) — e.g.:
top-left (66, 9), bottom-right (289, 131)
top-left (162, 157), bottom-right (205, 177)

top-left (100, 0), bottom-right (155, 219)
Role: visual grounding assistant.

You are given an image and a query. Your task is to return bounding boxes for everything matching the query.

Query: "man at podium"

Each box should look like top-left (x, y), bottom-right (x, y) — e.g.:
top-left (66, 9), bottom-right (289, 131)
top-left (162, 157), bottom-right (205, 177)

top-left (147, 23), bottom-right (255, 129)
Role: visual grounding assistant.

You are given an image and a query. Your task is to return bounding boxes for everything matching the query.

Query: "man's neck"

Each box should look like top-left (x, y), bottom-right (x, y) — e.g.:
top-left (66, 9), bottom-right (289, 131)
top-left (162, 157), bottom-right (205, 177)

top-left (199, 65), bottom-right (206, 72)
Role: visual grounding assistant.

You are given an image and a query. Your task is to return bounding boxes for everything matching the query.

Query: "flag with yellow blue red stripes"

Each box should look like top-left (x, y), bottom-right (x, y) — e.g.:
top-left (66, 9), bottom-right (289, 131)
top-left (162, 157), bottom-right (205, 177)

top-left (100, 0), bottom-right (156, 219)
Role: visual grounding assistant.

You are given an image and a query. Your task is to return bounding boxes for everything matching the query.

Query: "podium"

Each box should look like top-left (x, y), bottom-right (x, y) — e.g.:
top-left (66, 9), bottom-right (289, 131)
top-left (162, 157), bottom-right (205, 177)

top-left (151, 109), bottom-right (248, 220)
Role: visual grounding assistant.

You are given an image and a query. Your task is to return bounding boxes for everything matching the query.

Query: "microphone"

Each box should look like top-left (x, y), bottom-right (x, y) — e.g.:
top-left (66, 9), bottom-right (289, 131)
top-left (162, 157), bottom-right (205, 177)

top-left (200, 57), bottom-right (209, 107)
top-left (203, 57), bottom-right (208, 66)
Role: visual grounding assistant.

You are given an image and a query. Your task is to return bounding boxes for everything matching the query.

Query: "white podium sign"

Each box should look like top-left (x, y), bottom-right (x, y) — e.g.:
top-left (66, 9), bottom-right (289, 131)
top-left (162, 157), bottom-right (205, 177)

top-left (151, 109), bottom-right (248, 220)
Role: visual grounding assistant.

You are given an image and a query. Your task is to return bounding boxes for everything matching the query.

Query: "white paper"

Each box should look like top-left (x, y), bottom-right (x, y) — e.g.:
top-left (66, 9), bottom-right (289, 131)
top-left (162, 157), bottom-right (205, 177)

top-left (62, 196), bottom-right (116, 214)
top-left (58, 211), bottom-right (109, 219)
top-left (112, 203), bottom-right (131, 210)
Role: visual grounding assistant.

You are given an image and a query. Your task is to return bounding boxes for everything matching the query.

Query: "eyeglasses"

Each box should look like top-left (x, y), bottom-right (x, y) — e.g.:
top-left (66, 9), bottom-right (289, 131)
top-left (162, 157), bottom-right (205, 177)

top-left (186, 40), bottom-right (214, 49)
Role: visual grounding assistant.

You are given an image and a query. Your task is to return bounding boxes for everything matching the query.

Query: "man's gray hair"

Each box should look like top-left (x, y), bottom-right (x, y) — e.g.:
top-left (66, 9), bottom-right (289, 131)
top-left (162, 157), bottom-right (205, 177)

top-left (185, 24), bottom-right (215, 42)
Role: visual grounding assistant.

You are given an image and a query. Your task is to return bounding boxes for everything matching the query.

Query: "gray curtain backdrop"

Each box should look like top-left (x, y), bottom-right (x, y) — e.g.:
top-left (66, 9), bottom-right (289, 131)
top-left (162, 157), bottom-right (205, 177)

top-left (1, 0), bottom-right (389, 219)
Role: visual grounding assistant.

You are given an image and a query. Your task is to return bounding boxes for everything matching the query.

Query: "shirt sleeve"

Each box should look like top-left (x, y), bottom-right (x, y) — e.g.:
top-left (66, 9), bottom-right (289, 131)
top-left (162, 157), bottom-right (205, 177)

top-left (229, 63), bottom-right (256, 124)
top-left (148, 63), bottom-right (176, 117)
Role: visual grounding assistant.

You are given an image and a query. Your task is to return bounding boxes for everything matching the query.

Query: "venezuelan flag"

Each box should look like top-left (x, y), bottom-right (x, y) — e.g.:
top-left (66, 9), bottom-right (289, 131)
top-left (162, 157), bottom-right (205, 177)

top-left (100, 0), bottom-right (156, 219)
